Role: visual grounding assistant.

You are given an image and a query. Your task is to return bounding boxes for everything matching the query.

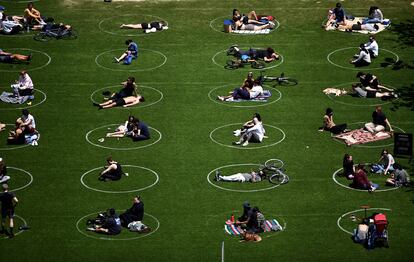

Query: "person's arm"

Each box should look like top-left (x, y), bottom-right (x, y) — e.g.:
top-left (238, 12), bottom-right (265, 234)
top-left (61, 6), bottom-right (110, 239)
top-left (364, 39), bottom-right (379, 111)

top-left (13, 196), bottom-right (18, 206)
top-left (101, 163), bottom-right (117, 175)
top-left (351, 52), bottom-right (363, 63)
top-left (385, 118), bottom-right (393, 132)
top-left (383, 155), bottom-right (393, 174)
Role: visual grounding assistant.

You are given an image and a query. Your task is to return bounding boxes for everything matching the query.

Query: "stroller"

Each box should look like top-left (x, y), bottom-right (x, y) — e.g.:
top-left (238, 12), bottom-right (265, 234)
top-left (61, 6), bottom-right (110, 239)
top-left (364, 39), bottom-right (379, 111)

top-left (367, 213), bottom-right (389, 249)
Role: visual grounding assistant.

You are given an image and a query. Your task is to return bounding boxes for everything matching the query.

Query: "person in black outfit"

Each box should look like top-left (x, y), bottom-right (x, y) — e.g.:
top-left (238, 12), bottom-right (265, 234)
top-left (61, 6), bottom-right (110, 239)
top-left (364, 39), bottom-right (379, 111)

top-left (235, 201), bottom-right (252, 227)
top-left (342, 154), bottom-right (355, 180)
top-left (245, 206), bottom-right (260, 233)
top-left (130, 119), bottom-right (151, 142)
top-left (0, 184), bottom-right (18, 238)
top-left (98, 156), bottom-right (124, 181)
top-left (87, 208), bottom-right (121, 235)
top-left (120, 195), bottom-right (144, 227)
top-left (364, 106), bottom-right (393, 133)
top-left (0, 158), bottom-right (10, 184)
top-left (110, 77), bottom-right (137, 101)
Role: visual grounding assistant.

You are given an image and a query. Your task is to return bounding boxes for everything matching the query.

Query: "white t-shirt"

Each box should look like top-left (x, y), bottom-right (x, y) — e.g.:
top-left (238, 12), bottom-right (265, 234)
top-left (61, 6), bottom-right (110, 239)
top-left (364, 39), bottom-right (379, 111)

top-left (19, 74), bottom-right (34, 90)
top-left (365, 40), bottom-right (379, 57)
top-left (22, 114), bottom-right (36, 129)
top-left (354, 50), bottom-right (371, 63)
top-left (385, 153), bottom-right (395, 166)
top-left (247, 122), bottom-right (266, 141)
top-left (249, 85), bottom-right (263, 99)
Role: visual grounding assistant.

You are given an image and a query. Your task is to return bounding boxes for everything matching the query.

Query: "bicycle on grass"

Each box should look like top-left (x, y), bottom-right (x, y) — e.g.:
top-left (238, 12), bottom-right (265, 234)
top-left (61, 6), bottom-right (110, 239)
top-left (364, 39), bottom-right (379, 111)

top-left (257, 71), bottom-right (298, 86)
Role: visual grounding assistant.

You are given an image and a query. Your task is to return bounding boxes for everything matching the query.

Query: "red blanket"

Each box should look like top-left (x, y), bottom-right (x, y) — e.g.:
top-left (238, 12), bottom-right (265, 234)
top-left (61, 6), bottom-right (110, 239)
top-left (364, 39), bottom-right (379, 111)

top-left (333, 129), bottom-right (392, 146)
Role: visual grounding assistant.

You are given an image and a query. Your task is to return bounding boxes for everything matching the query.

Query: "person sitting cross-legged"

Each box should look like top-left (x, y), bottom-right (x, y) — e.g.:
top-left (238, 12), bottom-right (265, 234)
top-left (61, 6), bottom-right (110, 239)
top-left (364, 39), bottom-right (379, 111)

top-left (87, 208), bottom-right (122, 235)
top-left (98, 156), bottom-right (125, 182)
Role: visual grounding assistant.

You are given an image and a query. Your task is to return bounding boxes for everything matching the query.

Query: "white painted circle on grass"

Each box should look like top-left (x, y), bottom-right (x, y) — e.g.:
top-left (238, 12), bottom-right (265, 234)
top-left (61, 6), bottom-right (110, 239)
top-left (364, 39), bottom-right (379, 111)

top-left (0, 124), bottom-right (30, 151)
top-left (94, 48), bottom-right (167, 72)
top-left (332, 165), bottom-right (400, 192)
top-left (209, 123), bottom-right (286, 150)
top-left (208, 84), bottom-right (282, 108)
top-left (0, 215), bottom-right (27, 240)
top-left (0, 88), bottom-right (47, 111)
top-left (207, 163), bottom-right (287, 192)
top-left (331, 122), bottom-right (405, 148)
top-left (80, 165), bottom-right (159, 194)
top-left (324, 82), bottom-right (397, 107)
top-left (327, 47), bottom-right (399, 70)
top-left (85, 123), bottom-right (162, 150)
top-left (337, 208), bottom-right (391, 235)
top-left (0, 48), bottom-right (51, 72)
top-left (209, 15), bottom-right (280, 34)
top-left (0, 0), bottom-right (39, 3)
top-left (212, 49), bottom-right (284, 71)
top-left (76, 211), bottom-right (160, 241)
top-left (90, 85), bottom-right (163, 109)
top-left (6, 167), bottom-right (34, 192)
top-left (98, 14), bottom-right (168, 37)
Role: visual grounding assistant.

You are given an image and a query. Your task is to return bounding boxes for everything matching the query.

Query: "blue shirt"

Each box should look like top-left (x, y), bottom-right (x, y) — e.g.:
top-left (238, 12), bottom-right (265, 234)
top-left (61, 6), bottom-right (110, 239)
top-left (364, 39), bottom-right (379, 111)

top-left (128, 42), bottom-right (138, 57)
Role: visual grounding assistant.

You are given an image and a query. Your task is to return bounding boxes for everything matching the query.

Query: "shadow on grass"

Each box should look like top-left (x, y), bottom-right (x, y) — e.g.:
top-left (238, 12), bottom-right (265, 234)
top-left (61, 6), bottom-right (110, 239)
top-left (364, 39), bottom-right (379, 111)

top-left (380, 58), bottom-right (414, 71)
top-left (391, 84), bottom-right (414, 111)
top-left (390, 19), bottom-right (414, 48)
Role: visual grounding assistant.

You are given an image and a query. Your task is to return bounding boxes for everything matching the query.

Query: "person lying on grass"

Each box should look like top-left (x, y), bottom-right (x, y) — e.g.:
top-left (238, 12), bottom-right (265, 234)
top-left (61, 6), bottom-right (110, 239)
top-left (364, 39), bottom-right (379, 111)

top-left (215, 169), bottom-right (266, 183)
top-left (0, 48), bottom-right (31, 63)
top-left (114, 39), bottom-right (138, 65)
top-left (106, 115), bottom-right (137, 138)
top-left (337, 22), bottom-right (379, 33)
top-left (87, 208), bottom-right (122, 235)
top-left (94, 95), bottom-right (145, 110)
top-left (98, 156), bottom-right (126, 182)
top-left (32, 21), bottom-right (71, 32)
top-left (318, 108), bottom-right (347, 134)
top-left (218, 77), bottom-right (263, 101)
top-left (230, 45), bottom-right (280, 62)
top-left (233, 113), bottom-right (266, 147)
top-left (120, 21), bottom-right (168, 33)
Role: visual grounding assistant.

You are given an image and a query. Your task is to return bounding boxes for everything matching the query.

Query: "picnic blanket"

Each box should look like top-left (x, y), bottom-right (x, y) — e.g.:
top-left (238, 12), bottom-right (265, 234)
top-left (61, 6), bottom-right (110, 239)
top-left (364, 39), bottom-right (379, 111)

top-left (233, 29), bottom-right (271, 35)
top-left (224, 219), bottom-right (283, 236)
top-left (0, 91), bottom-right (29, 104)
top-left (333, 128), bottom-right (392, 146)
top-left (325, 17), bottom-right (390, 34)
top-left (226, 90), bottom-right (272, 102)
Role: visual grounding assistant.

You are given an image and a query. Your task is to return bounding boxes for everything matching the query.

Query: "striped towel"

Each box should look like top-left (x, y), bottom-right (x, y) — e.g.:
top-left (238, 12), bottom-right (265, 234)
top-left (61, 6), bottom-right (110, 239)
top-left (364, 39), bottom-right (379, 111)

top-left (224, 219), bottom-right (282, 236)
top-left (233, 29), bottom-right (271, 35)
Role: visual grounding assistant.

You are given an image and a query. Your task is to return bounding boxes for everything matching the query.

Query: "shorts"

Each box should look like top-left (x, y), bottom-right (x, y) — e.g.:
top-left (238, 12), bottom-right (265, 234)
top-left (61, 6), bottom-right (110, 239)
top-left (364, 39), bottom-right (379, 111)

top-left (141, 22), bottom-right (149, 29)
top-left (0, 55), bottom-right (13, 63)
top-left (1, 209), bottom-right (14, 219)
top-left (115, 98), bottom-right (126, 107)
top-left (242, 24), bottom-right (255, 31)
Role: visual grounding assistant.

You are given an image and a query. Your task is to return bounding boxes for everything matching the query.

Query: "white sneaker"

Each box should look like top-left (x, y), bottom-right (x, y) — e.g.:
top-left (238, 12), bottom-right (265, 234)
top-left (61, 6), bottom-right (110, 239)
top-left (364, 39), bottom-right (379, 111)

top-left (233, 129), bottom-right (241, 137)
top-left (98, 138), bottom-right (105, 143)
top-left (124, 173), bottom-right (129, 177)
top-left (242, 141), bottom-right (249, 147)
top-left (86, 227), bottom-right (95, 231)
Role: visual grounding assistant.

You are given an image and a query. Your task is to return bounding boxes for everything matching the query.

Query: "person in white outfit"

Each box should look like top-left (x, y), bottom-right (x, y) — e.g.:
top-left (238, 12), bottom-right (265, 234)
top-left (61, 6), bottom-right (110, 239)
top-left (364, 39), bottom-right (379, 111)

top-left (364, 35), bottom-right (379, 59)
top-left (233, 113), bottom-right (266, 147)
top-left (11, 71), bottom-right (34, 97)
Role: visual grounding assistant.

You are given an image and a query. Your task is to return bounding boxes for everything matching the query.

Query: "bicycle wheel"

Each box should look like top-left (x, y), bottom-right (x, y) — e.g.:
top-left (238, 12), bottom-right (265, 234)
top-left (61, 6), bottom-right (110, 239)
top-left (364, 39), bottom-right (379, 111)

top-left (33, 33), bottom-right (51, 42)
top-left (226, 47), bottom-right (237, 56)
top-left (278, 77), bottom-right (298, 86)
top-left (251, 61), bottom-right (265, 69)
top-left (268, 171), bottom-right (289, 185)
top-left (264, 159), bottom-right (284, 170)
top-left (61, 29), bottom-right (78, 40)
top-left (225, 60), bottom-right (240, 70)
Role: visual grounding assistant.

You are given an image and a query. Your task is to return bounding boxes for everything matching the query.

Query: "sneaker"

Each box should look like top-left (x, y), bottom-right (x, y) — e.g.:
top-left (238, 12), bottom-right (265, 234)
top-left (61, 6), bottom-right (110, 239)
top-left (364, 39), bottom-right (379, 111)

top-left (353, 54), bottom-right (359, 58)
top-left (124, 173), bottom-right (129, 177)
top-left (233, 129), bottom-right (241, 137)
top-left (232, 141), bottom-right (241, 145)
top-left (27, 101), bottom-right (32, 106)
top-left (98, 138), bottom-right (105, 143)
top-left (86, 227), bottom-right (95, 232)
top-left (217, 96), bottom-right (224, 101)
top-left (150, 28), bottom-right (157, 33)
top-left (242, 141), bottom-right (249, 147)
top-left (145, 29), bottom-right (151, 34)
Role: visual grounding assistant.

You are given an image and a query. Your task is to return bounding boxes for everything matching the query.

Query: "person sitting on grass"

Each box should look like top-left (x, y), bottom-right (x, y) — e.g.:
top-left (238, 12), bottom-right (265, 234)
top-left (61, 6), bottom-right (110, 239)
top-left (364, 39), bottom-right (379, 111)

top-left (364, 35), bottom-right (379, 59)
top-left (218, 78), bottom-right (263, 101)
top-left (130, 118), bottom-right (150, 142)
top-left (386, 164), bottom-right (410, 187)
top-left (355, 72), bottom-right (393, 93)
top-left (342, 154), bottom-right (355, 180)
top-left (351, 164), bottom-right (379, 192)
top-left (350, 44), bottom-right (371, 67)
top-left (0, 158), bottom-right (10, 184)
top-left (325, 2), bottom-right (349, 28)
top-left (114, 39), bottom-right (138, 65)
top-left (0, 48), bottom-right (31, 64)
top-left (0, 122), bottom-right (5, 132)
top-left (364, 106), bottom-right (393, 134)
top-left (106, 115), bottom-right (137, 138)
top-left (8, 109), bottom-right (39, 146)
top-left (215, 169), bottom-right (266, 183)
top-left (24, 2), bottom-right (44, 26)
top-left (0, 8), bottom-right (23, 35)
top-left (318, 108), bottom-right (347, 134)
top-left (120, 21), bottom-right (168, 33)
top-left (233, 113), bottom-right (265, 147)
top-left (87, 208), bottom-right (122, 235)
top-left (11, 71), bottom-right (34, 97)
top-left (231, 45), bottom-right (280, 62)
top-left (94, 95), bottom-right (145, 110)
top-left (0, 184), bottom-right (18, 238)
top-left (98, 156), bottom-right (125, 182)
top-left (363, 6), bottom-right (384, 24)
top-left (119, 195), bottom-right (144, 227)
top-left (374, 148), bottom-right (395, 175)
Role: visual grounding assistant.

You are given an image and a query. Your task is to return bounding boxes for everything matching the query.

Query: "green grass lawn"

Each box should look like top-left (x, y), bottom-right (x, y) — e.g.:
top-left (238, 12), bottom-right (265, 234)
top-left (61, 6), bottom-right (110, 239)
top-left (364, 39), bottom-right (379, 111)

top-left (0, 0), bottom-right (413, 261)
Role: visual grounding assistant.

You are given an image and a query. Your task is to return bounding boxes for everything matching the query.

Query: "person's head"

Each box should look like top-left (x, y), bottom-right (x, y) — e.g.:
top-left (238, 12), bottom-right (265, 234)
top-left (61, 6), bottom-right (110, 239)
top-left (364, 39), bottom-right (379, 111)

top-left (369, 35), bottom-right (375, 42)
top-left (336, 2), bottom-right (342, 8)
top-left (369, 6), bottom-right (379, 15)
top-left (128, 115), bottom-right (136, 122)
top-left (108, 208), bottom-right (116, 216)
top-left (381, 148), bottom-right (388, 156)
top-left (267, 47), bottom-right (275, 55)
top-left (343, 153), bottom-right (352, 163)
top-left (375, 106), bottom-right (382, 113)
top-left (247, 71), bottom-right (253, 79)
top-left (125, 39), bottom-right (133, 45)
top-left (134, 118), bottom-right (140, 124)
top-left (243, 201), bottom-right (250, 209)
top-left (2, 183), bottom-right (8, 192)
top-left (253, 112), bottom-right (261, 122)
top-left (359, 43), bottom-right (366, 51)
top-left (127, 76), bottom-right (135, 83)
top-left (252, 206), bottom-right (259, 213)
top-left (356, 71), bottom-right (365, 78)
top-left (373, 24), bottom-right (379, 31)
top-left (27, 2), bottom-right (34, 9)
top-left (160, 21), bottom-right (167, 27)
top-left (22, 108), bottom-right (29, 117)
top-left (138, 96), bottom-right (145, 102)
top-left (356, 164), bottom-right (365, 171)
top-left (106, 156), bottom-right (114, 164)
top-left (326, 108), bottom-right (333, 116)
top-left (232, 9), bottom-right (239, 16)
top-left (133, 195), bottom-right (141, 203)
top-left (393, 163), bottom-right (402, 170)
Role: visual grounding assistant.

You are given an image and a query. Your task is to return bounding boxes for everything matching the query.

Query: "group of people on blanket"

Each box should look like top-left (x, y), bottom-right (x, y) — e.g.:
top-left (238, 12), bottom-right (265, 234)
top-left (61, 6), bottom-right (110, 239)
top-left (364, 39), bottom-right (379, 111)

top-left (218, 72), bottom-right (265, 102)
top-left (228, 9), bottom-right (275, 32)
top-left (233, 201), bottom-right (267, 242)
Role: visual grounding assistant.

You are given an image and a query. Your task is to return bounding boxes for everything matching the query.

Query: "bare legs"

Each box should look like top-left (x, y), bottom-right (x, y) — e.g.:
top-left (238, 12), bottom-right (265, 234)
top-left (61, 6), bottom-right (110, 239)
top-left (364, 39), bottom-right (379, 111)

top-left (120, 24), bottom-right (143, 29)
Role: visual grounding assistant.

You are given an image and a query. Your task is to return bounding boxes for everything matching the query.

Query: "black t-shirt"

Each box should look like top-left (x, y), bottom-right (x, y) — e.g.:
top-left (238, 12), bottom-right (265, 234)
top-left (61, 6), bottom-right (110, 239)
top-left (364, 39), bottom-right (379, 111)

top-left (0, 191), bottom-right (15, 210)
top-left (372, 111), bottom-right (387, 126)
top-left (127, 202), bottom-right (144, 221)
top-left (104, 215), bottom-right (122, 235)
top-left (122, 83), bottom-right (135, 97)
top-left (109, 163), bottom-right (123, 179)
top-left (360, 74), bottom-right (373, 87)
top-left (343, 160), bottom-right (354, 176)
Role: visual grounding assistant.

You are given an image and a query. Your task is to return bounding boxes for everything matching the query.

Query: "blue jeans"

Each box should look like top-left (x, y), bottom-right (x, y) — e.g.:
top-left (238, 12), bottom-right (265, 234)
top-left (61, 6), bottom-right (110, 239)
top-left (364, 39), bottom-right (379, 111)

top-left (124, 54), bottom-right (137, 65)
top-left (362, 18), bottom-right (381, 24)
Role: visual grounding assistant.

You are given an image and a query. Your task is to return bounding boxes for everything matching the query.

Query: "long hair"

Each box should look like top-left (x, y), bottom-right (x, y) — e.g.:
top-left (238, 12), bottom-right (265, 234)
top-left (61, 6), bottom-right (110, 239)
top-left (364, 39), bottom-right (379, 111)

top-left (253, 113), bottom-right (262, 122)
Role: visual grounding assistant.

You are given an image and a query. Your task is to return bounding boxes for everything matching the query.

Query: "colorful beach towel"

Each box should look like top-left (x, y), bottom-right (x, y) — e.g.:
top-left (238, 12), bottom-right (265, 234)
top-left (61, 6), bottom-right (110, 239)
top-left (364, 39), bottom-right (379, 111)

top-left (233, 29), bottom-right (271, 35)
top-left (325, 17), bottom-right (390, 34)
top-left (333, 128), bottom-right (392, 146)
top-left (224, 219), bottom-right (283, 236)
top-left (226, 90), bottom-right (272, 102)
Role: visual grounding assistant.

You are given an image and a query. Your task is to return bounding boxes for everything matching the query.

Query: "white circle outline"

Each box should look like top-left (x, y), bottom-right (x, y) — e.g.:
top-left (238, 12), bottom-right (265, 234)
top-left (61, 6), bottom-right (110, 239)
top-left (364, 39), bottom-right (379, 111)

top-left (0, 124), bottom-right (30, 151)
top-left (209, 15), bottom-right (280, 34)
top-left (0, 88), bottom-right (47, 111)
top-left (0, 0), bottom-right (39, 2)
top-left (331, 122), bottom-right (405, 148)
top-left (94, 48), bottom-right (167, 72)
top-left (0, 215), bottom-right (27, 240)
top-left (85, 123), bottom-right (162, 150)
top-left (212, 49), bottom-right (284, 71)
top-left (332, 165), bottom-right (400, 192)
top-left (80, 165), bottom-right (159, 194)
top-left (0, 48), bottom-right (51, 72)
top-left (90, 85), bottom-right (163, 109)
top-left (76, 211), bottom-right (160, 241)
top-left (98, 14), bottom-right (168, 37)
top-left (208, 84), bottom-right (282, 108)
top-left (207, 163), bottom-right (286, 192)
top-left (209, 123), bottom-right (286, 150)
top-left (324, 82), bottom-right (397, 107)
top-left (337, 208), bottom-right (392, 235)
top-left (6, 166), bottom-right (34, 192)
top-left (327, 47), bottom-right (399, 70)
